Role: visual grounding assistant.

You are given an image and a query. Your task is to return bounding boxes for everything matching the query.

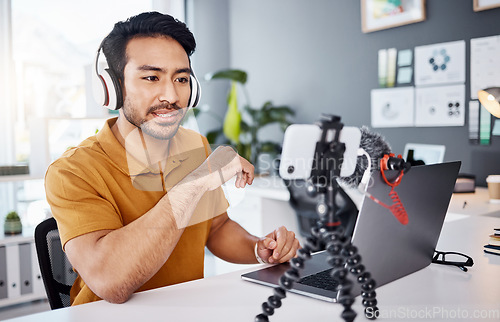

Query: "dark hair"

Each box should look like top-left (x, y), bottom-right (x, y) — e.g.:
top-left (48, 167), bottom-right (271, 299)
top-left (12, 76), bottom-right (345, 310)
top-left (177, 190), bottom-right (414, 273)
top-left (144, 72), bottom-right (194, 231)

top-left (100, 11), bottom-right (196, 82)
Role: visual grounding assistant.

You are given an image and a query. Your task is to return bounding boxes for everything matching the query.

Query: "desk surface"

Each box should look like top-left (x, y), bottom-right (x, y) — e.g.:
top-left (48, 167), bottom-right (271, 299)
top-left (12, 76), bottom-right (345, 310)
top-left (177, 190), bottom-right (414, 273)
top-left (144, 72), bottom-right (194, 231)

top-left (7, 213), bottom-right (500, 322)
top-left (449, 187), bottom-right (500, 217)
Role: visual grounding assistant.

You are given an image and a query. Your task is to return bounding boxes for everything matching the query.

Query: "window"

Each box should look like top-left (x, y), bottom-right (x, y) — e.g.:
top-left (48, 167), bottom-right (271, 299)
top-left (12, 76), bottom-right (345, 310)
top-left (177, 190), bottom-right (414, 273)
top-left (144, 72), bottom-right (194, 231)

top-left (10, 0), bottom-right (158, 165)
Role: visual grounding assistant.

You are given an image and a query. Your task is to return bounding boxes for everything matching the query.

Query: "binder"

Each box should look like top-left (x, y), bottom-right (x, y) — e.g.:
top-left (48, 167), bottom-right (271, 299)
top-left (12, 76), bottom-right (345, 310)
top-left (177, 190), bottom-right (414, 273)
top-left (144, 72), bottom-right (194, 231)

top-left (5, 244), bottom-right (21, 299)
top-left (19, 243), bottom-right (33, 295)
top-left (0, 246), bottom-right (7, 299)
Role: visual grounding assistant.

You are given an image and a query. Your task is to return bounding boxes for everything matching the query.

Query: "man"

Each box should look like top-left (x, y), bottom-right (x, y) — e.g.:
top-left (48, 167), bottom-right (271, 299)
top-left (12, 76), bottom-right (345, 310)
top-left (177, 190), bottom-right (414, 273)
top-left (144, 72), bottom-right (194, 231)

top-left (45, 12), bottom-right (300, 305)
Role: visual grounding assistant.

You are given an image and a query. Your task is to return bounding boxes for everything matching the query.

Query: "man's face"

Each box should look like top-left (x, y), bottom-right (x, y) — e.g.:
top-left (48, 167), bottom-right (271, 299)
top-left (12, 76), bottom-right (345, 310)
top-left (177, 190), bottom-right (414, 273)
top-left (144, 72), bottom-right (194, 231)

top-left (121, 36), bottom-right (192, 140)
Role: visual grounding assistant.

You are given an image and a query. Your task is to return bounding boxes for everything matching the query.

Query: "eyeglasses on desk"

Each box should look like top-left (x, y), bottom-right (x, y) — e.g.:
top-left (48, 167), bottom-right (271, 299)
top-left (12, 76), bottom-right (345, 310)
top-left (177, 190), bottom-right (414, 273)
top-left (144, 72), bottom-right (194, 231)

top-left (432, 250), bottom-right (474, 272)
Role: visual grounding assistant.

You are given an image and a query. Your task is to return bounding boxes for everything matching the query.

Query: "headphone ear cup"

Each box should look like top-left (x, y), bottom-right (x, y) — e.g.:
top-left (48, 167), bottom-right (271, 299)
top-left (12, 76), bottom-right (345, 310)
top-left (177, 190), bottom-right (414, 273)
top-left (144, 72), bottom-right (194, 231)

top-left (92, 55), bottom-right (108, 107)
top-left (92, 73), bottom-right (108, 107)
top-left (101, 69), bottom-right (123, 110)
top-left (92, 49), bottom-right (123, 110)
top-left (188, 74), bottom-right (201, 108)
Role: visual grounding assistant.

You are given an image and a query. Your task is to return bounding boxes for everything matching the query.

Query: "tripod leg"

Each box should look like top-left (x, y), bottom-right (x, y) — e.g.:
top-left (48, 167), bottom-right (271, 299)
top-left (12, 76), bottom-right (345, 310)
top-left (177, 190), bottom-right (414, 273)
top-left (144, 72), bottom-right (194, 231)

top-left (254, 235), bottom-right (321, 322)
top-left (322, 230), bottom-right (357, 322)
top-left (345, 244), bottom-right (379, 320)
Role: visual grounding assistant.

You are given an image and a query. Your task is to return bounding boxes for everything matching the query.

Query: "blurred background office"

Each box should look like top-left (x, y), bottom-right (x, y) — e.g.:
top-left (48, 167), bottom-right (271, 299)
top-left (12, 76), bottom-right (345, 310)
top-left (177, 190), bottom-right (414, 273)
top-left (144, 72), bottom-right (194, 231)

top-left (189, 0), bottom-right (500, 185)
top-left (1, 0), bottom-right (500, 318)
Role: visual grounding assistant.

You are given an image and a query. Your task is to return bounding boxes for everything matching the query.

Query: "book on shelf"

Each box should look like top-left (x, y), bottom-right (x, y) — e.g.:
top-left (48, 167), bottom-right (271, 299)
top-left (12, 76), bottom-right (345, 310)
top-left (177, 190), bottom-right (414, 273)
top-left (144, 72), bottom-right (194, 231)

top-left (484, 228), bottom-right (500, 256)
top-left (489, 234), bottom-right (500, 247)
top-left (484, 244), bottom-right (500, 255)
top-left (0, 165), bottom-right (29, 176)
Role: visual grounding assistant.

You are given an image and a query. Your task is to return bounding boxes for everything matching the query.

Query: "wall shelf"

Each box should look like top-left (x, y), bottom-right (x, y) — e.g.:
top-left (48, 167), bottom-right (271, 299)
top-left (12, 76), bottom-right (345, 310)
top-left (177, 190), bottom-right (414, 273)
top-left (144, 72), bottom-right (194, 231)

top-left (0, 176), bottom-right (44, 183)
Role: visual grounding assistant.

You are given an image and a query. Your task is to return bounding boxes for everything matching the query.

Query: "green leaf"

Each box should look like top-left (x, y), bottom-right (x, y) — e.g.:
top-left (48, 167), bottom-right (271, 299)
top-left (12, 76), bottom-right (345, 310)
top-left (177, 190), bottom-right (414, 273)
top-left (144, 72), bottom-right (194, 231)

top-left (205, 69), bottom-right (248, 84)
top-left (206, 128), bottom-right (223, 144)
top-left (235, 143), bottom-right (252, 162)
top-left (268, 106), bottom-right (295, 116)
top-left (239, 120), bottom-right (250, 133)
top-left (261, 101), bottom-right (273, 111)
top-left (223, 82), bottom-right (241, 143)
top-left (192, 108), bottom-right (201, 117)
top-left (243, 105), bottom-right (259, 123)
top-left (205, 68), bottom-right (295, 166)
top-left (258, 113), bottom-right (275, 127)
top-left (259, 141), bottom-right (281, 154)
top-left (5, 211), bottom-right (20, 221)
top-left (279, 122), bottom-right (292, 132)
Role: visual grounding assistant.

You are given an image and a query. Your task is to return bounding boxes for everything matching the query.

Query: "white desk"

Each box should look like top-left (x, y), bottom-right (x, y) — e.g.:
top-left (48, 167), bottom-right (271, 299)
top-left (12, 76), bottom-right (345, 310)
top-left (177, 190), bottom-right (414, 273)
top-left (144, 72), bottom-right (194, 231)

top-left (448, 187), bottom-right (500, 217)
top-left (6, 210), bottom-right (500, 322)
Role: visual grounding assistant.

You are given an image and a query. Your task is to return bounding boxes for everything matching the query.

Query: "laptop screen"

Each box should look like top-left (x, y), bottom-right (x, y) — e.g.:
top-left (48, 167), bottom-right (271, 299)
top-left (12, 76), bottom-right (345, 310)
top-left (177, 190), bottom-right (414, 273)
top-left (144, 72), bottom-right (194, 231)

top-left (350, 161), bottom-right (461, 295)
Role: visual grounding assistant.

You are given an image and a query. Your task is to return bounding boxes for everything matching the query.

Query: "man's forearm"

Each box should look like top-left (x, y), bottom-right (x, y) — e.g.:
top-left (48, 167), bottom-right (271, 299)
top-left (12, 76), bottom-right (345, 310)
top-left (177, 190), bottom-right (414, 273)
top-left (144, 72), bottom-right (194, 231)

top-left (206, 216), bottom-right (260, 264)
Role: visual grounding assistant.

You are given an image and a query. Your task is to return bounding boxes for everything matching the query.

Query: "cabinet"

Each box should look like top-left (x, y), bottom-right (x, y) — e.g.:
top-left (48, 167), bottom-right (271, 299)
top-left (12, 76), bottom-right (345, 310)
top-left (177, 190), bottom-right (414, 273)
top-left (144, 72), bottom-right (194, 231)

top-left (0, 172), bottom-right (48, 307)
top-left (0, 230), bottom-right (47, 308)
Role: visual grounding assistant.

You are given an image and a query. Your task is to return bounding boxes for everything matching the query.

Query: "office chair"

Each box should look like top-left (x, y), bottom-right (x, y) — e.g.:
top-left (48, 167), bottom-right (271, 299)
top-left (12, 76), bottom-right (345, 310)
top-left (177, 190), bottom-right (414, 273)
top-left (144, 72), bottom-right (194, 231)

top-left (34, 217), bottom-right (78, 309)
top-left (283, 179), bottom-right (359, 242)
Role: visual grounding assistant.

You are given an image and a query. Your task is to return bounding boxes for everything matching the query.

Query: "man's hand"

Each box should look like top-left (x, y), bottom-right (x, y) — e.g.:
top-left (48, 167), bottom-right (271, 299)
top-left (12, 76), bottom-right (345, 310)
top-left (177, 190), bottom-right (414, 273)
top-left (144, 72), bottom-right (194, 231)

top-left (256, 226), bottom-right (301, 264)
top-left (187, 145), bottom-right (254, 192)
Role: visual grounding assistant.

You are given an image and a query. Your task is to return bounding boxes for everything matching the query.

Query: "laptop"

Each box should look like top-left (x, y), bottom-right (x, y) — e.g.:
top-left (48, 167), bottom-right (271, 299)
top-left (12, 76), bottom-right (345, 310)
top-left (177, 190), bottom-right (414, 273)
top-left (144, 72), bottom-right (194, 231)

top-left (241, 161), bottom-right (461, 302)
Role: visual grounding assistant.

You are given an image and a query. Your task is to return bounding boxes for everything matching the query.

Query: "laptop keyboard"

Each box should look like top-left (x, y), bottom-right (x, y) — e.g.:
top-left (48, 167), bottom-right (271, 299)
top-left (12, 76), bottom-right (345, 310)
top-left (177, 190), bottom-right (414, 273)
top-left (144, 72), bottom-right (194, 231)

top-left (297, 268), bottom-right (339, 291)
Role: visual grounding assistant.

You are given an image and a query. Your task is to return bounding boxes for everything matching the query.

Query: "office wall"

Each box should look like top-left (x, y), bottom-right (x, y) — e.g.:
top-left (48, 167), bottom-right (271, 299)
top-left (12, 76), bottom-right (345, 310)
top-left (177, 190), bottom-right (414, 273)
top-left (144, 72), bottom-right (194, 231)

top-left (191, 0), bottom-right (500, 185)
top-left (187, 0), bottom-right (231, 134)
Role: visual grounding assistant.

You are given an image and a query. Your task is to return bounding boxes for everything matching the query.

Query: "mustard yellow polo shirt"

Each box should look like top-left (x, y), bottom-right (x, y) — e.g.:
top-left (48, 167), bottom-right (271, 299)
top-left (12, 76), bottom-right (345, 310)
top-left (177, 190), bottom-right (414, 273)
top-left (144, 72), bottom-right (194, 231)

top-left (45, 118), bottom-right (229, 305)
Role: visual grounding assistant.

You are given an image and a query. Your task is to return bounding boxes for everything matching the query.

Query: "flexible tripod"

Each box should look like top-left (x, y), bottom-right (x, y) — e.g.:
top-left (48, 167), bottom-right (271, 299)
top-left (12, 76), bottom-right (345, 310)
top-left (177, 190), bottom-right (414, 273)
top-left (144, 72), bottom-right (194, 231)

top-left (255, 115), bottom-right (379, 322)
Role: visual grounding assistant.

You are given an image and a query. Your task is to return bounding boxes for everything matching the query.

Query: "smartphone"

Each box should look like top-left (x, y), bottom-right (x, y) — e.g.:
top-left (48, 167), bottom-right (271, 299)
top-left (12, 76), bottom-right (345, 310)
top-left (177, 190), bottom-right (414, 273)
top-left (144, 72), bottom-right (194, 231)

top-left (279, 124), bottom-right (361, 180)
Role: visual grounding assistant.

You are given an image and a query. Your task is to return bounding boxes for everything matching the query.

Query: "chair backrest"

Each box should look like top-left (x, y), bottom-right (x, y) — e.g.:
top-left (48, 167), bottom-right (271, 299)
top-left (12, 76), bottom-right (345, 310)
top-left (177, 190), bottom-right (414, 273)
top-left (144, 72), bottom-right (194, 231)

top-left (34, 217), bottom-right (78, 309)
top-left (283, 180), bottom-right (359, 240)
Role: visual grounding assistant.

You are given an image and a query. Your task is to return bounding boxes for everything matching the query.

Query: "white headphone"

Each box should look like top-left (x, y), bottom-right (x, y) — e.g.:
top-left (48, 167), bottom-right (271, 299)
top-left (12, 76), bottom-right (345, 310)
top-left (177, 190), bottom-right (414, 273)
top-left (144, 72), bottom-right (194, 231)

top-left (92, 48), bottom-right (201, 110)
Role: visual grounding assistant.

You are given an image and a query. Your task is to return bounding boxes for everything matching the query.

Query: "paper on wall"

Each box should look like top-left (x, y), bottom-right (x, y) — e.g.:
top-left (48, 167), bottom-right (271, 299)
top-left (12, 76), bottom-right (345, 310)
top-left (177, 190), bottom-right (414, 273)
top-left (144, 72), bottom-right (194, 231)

top-left (469, 100), bottom-right (480, 144)
top-left (397, 49), bottom-right (413, 66)
top-left (397, 66), bottom-right (413, 84)
top-left (387, 48), bottom-right (397, 87)
top-left (371, 87), bottom-right (414, 128)
top-left (415, 84), bottom-right (465, 127)
top-left (378, 49), bottom-right (388, 87)
top-left (492, 119), bottom-right (500, 136)
top-left (480, 104), bottom-right (492, 145)
top-left (414, 40), bottom-right (466, 86)
top-left (470, 35), bottom-right (500, 99)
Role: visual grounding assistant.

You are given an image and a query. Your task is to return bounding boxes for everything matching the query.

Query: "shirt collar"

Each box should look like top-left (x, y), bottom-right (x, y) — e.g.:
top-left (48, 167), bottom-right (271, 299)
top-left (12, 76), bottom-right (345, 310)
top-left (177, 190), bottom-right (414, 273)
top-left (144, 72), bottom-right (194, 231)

top-left (96, 118), bottom-right (197, 177)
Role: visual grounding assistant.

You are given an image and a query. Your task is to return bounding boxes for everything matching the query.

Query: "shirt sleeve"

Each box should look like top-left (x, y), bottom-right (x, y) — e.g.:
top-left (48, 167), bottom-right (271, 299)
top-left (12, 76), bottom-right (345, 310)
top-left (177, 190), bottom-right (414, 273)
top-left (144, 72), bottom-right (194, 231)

top-left (45, 161), bottom-right (123, 249)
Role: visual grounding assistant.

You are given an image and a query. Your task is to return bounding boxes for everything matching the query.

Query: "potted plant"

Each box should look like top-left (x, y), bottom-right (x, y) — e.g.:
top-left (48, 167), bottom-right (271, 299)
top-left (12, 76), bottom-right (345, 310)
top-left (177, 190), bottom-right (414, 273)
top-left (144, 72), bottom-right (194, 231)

top-left (4, 210), bottom-right (22, 235)
top-left (202, 69), bottom-right (295, 173)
